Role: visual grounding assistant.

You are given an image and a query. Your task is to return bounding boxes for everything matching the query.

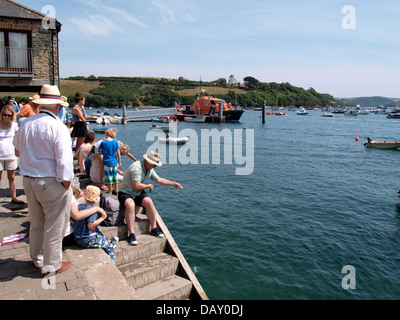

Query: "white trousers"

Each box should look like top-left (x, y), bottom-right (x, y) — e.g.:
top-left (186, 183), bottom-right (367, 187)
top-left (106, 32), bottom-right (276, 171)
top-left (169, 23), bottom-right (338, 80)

top-left (23, 177), bottom-right (72, 271)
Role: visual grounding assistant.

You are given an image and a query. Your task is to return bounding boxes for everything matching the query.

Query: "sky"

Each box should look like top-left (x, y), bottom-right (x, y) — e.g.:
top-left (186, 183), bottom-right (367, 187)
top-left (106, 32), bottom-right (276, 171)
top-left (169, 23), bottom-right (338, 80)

top-left (18, 0), bottom-right (400, 98)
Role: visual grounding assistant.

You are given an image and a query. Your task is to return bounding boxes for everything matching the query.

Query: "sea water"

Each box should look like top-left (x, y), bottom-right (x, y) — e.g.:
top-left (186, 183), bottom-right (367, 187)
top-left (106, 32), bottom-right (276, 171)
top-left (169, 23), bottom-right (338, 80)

top-left (89, 108), bottom-right (400, 300)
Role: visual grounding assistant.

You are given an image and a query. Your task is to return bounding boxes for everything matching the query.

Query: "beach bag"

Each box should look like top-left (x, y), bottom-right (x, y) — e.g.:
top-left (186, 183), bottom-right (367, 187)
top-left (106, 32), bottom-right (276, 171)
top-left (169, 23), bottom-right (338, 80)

top-left (100, 193), bottom-right (124, 226)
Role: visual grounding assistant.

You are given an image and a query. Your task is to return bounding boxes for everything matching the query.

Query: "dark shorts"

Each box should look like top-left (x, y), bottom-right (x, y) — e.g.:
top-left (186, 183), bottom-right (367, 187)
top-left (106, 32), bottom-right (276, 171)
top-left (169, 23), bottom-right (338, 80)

top-left (118, 191), bottom-right (150, 208)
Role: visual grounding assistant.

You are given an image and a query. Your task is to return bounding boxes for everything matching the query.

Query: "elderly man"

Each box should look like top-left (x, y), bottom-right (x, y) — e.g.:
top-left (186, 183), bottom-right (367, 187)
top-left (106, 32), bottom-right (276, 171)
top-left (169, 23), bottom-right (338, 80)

top-left (118, 151), bottom-right (183, 245)
top-left (14, 84), bottom-right (73, 274)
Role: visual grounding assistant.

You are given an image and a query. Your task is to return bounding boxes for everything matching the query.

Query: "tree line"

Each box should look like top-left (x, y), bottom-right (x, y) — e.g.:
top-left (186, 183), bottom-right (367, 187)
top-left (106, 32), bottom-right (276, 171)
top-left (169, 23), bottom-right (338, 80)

top-left (48, 76), bottom-right (340, 108)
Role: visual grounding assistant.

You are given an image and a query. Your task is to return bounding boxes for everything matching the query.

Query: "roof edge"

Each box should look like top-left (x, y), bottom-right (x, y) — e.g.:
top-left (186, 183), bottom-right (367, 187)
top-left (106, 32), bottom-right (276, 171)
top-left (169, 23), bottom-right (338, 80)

top-left (6, 0), bottom-right (46, 18)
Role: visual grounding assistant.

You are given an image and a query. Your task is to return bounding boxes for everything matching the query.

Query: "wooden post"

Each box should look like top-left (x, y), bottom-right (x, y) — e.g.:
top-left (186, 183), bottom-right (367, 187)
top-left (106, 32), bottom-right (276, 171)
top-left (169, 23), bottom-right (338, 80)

top-left (262, 100), bottom-right (266, 124)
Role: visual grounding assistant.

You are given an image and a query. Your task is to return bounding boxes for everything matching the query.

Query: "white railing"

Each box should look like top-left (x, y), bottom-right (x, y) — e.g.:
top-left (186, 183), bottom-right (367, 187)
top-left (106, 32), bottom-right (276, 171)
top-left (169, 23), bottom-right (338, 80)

top-left (123, 107), bottom-right (176, 121)
top-left (0, 46), bottom-right (33, 73)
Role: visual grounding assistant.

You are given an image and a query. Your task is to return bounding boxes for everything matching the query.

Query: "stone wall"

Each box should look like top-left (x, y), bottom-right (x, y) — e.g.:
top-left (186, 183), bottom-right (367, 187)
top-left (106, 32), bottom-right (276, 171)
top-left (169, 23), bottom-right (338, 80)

top-left (0, 17), bottom-right (60, 88)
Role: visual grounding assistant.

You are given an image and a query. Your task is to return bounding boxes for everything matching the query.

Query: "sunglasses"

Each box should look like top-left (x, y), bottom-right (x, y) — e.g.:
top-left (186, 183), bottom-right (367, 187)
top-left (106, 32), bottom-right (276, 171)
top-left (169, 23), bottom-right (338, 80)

top-left (3, 114), bottom-right (12, 118)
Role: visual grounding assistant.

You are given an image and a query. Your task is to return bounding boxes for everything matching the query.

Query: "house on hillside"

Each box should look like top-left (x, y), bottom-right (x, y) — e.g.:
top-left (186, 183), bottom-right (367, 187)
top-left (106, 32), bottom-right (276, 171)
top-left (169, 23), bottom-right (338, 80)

top-left (0, 0), bottom-right (62, 92)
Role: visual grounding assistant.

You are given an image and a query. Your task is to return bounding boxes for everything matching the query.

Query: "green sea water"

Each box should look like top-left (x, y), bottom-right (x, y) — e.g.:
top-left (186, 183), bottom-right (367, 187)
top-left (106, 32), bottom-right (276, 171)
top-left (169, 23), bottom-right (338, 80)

top-left (89, 108), bottom-right (400, 300)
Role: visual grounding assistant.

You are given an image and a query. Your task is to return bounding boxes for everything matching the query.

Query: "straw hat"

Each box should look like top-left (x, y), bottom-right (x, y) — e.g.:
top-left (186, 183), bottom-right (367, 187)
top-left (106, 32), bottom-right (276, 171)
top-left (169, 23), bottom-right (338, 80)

top-left (32, 84), bottom-right (69, 107)
top-left (84, 185), bottom-right (101, 203)
top-left (29, 94), bottom-right (40, 101)
top-left (143, 151), bottom-right (162, 167)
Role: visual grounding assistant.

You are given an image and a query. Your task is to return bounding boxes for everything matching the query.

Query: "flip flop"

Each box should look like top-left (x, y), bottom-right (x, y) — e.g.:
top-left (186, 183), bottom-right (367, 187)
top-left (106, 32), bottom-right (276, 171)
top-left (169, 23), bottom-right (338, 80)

top-left (100, 185), bottom-right (108, 191)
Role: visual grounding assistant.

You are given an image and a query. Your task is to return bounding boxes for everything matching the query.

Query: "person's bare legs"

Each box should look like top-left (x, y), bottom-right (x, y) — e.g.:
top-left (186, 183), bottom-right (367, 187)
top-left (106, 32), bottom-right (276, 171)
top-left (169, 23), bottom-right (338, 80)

top-left (7, 170), bottom-right (22, 203)
top-left (124, 198), bottom-right (136, 235)
top-left (141, 197), bottom-right (158, 230)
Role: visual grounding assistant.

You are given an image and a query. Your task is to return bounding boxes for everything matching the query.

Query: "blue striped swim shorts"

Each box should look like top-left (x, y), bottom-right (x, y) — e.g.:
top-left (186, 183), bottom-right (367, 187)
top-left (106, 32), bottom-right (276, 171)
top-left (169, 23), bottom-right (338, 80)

top-left (104, 165), bottom-right (118, 184)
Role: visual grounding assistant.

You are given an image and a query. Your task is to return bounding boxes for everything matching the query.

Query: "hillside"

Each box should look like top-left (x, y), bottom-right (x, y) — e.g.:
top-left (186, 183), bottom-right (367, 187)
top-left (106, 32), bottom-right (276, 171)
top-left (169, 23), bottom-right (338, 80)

top-left (337, 96), bottom-right (399, 108)
top-left (57, 76), bottom-right (334, 108)
top-left (6, 75), bottom-right (395, 108)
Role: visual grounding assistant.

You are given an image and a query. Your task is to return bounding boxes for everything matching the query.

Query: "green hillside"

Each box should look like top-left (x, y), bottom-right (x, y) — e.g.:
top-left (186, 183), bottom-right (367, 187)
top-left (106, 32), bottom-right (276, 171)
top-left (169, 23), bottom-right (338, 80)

top-left (59, 75), bottom-right (335, 108)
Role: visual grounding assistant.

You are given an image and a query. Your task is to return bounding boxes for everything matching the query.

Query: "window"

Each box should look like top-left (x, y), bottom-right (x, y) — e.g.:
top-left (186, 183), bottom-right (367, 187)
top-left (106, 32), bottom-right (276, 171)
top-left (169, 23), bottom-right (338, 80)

top-left (0, 30), bottom-right (32, 73)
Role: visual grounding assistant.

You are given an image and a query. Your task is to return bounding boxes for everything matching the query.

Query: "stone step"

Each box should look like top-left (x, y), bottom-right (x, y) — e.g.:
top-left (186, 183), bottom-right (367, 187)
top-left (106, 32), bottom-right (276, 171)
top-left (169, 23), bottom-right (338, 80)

top-left (118, 252), bottom-right (179, 289)
top-left (114, 234), bottom-right (167, 266)
top-left (136, 275), bottom-right (193, 300)
top-left (100, 212), bottom-right (150, 240)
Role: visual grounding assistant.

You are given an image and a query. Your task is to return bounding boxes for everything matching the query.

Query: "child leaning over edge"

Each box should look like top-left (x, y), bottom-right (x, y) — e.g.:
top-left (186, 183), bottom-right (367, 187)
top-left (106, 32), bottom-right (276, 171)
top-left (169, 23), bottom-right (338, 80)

top-left (99, 128), bottom-right (121, 195)
top-left (73, 186), bottom-right (116, 263)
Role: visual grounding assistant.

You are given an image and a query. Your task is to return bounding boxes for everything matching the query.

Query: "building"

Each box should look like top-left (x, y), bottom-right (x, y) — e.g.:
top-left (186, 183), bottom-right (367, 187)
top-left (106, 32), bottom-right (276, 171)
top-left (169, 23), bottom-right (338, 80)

top-left (0, 0), bottom-right (61, 92)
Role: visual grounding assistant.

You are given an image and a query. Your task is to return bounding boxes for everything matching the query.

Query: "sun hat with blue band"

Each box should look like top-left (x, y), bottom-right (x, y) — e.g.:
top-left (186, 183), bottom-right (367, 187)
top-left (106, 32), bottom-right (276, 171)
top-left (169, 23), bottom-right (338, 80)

top-left (32, 84), bottom-right (69, 107)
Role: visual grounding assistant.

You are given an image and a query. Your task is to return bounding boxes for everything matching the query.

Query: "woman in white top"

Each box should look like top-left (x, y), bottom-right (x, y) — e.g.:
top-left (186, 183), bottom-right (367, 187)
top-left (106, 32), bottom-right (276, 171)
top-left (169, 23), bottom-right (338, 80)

top-left (0, 105), bottom-right (24, 204)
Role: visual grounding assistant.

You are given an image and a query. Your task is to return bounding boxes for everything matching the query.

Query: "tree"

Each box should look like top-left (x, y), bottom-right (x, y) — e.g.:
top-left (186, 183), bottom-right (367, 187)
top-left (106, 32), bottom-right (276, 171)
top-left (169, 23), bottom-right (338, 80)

top-left (228, 75), bottom-right (237, 88)
top-left (243, 76), bottom-right (260, 90)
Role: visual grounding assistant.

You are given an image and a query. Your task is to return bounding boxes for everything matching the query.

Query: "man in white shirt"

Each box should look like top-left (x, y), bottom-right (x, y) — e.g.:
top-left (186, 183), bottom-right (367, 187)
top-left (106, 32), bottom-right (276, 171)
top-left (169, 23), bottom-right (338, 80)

top-left (13, 85), bottom-right (73, 274)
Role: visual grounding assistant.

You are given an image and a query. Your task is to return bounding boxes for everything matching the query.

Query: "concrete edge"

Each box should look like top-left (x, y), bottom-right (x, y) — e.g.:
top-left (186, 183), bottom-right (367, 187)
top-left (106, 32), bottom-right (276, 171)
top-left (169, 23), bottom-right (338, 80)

top-left (64, 247), bottom-right (140, 300)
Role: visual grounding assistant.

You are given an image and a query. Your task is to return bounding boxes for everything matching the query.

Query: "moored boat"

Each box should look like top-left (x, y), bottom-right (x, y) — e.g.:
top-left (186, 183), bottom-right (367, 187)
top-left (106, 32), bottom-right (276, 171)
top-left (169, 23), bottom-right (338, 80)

top-left (152, 117), bottom-right (171, 123)
top-left (184, 116), bottom-right (206, 123)
top-left (159, 136), bottom-right (189, 144)
top-left (344, 110), bottom-right (359, 116)
top-left (176, 93), bottom-right (244, 123)
top-left (296, 107), bottom-right (309, 115)
top-left (149, 124), bottom-right (172, 132)
top-left (364, 137), bottom-right (400, 149)
top-left (387, 111), bottom-right (400, 119)
top-left (93, 128), bottom-right (108, 134)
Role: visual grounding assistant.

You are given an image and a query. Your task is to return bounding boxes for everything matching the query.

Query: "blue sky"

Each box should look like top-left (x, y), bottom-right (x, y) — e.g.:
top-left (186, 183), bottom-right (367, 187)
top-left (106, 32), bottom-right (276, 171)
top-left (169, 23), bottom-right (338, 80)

top-left (20, 0), bottom-right (400, 98)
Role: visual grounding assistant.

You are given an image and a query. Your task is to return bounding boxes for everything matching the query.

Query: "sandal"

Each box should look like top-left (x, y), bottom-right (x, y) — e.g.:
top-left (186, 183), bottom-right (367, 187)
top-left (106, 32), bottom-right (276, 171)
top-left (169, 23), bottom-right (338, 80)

top-left (100, 185), bottom-right (108, 191)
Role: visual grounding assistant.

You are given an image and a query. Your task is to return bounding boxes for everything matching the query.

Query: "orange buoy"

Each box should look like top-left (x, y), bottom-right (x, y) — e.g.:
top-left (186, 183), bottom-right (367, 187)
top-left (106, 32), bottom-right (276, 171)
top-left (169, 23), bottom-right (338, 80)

top-left (355, 136), bottom-right (359, 141)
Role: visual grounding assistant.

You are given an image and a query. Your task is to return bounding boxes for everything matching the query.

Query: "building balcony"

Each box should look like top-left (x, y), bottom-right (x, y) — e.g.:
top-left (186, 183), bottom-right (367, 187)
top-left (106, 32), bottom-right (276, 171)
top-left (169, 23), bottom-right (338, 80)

top-left (0, 46), bottom-right (33, 77)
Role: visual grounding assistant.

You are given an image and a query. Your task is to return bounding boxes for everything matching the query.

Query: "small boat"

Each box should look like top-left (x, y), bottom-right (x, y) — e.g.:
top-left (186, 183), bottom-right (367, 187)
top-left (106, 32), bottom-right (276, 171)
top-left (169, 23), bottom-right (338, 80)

top-left (387, 112), bottom-right (400, 119)
top-left (96, 117), bottom-right (111, 125)
top-left (159, 136), bottom-right (189, 145)
top-left (364, 137), bottom-right (400, 149)
top-left (149, 124), bottom-right (172, 132)
top-left (109, 116), bottom-right (125, 124)
top-left (321, 113), bottom-right (334, 117)
top-left (296, 107), bottom-right (309, 115)
top-left (184, 116), bottom-right (206, 123)
top-left (152, 117), bottom-right (170, 123)
top-left (93, 128), bottom-right (108, 134)
top-left (344, 110), bottom-right (359, 116)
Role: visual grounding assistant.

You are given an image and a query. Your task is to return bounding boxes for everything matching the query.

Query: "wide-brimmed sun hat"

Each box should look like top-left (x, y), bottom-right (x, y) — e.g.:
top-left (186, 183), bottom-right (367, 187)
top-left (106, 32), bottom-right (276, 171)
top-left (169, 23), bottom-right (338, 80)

top-left (84, 185), bottom-right (101, 203)
top-left (143, 151), bottom-right (162, 167)
top-left (32, 84), bottom-right (69, 107)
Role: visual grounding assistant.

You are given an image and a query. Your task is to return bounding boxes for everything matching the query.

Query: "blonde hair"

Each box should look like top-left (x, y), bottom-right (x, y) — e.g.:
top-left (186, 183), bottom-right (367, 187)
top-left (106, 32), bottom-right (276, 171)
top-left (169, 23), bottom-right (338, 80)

top-left (1, 105), bottom-right (16, 122)
top-left (71, 186), bottom-right (81, 199)
top-left (105, 128), bottom-right (117, 139)
top-left (118, 141), bottom-right (129, 155)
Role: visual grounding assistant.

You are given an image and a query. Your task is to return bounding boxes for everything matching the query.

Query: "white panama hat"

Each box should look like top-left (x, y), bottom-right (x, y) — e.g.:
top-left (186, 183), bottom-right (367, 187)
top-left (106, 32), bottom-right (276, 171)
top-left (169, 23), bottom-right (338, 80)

top-left (143, 151), bottom-right (163, 167)
top-left (32, 84), bottom-right (69, 107)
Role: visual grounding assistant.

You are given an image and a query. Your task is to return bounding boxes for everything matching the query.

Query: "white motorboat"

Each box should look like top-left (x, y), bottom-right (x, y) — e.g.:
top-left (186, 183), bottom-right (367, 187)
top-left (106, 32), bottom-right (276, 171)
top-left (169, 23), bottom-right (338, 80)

top-left (109, 116), bottom-right (125, 124)
top-left (296, 107), bottom-right (309, 115)
top-left (159, 136), bottom-right (189, 144)
top-left (95, 117), bottom-right (110, 125)
top-left (149, 124), bottom-right (172, 132)
top-left (321, 113), bottom-right (334, 117)
top-left (184, 116), bottom-right (206, 123)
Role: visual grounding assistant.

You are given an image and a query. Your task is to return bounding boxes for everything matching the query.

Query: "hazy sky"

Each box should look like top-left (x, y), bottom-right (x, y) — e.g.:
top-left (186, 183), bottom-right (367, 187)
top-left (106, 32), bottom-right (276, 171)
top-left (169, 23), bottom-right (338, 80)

top-left (20, 0), bottom-right (400, 98)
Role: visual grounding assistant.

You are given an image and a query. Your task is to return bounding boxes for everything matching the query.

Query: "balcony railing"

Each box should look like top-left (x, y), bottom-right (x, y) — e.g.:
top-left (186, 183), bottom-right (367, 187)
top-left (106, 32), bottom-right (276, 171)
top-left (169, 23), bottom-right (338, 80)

top-left (0, 46), bottom-right (33, 74)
